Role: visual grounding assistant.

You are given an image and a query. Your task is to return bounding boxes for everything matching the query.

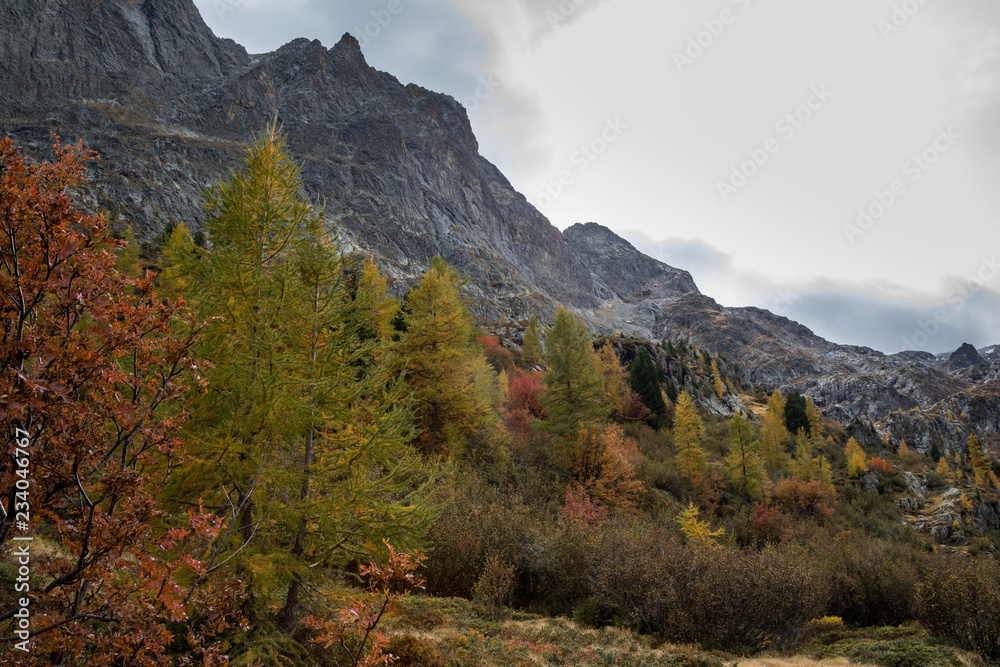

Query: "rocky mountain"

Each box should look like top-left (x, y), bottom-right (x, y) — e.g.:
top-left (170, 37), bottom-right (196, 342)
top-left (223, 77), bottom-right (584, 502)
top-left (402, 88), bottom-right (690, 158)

top-left (3, 0), bottom-right (998, 454)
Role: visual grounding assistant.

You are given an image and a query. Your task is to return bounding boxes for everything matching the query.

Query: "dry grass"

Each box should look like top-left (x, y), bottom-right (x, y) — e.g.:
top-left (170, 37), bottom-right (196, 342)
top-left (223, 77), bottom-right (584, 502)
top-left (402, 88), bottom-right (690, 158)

top-left (737, 659), bottom-right (872, 667)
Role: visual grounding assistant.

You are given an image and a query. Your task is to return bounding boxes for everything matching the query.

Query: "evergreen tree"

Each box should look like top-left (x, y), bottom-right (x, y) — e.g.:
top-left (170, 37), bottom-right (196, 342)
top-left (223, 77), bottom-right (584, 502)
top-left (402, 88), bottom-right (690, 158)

top-left (666, 378), bottom-right (679, 403)
top-left (629, 346), bottom-right (668, 425)
top-left (398, 257), bottom-right (494, 454)
top-left (522, 315), bottom-right (543, 367)
top-left (784, 390), bottom-right (810, 434)
top-left (541, 307), bottom-right (605, 436)
top-left (930, 440), bottom-right (943, 462)
top-left (674, 392), bottom-right (707, 480)
top-left (725, 413), bottom-right (763, 500)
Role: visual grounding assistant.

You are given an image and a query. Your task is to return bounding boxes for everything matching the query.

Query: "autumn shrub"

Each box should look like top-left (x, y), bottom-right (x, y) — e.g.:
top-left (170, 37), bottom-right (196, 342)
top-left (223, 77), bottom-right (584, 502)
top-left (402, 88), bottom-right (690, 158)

top-left (472, 554), bottom-right (517, 619)
top-left (840, 485), bottom-right (913, 541)
top-left (480, 335), bottom-right (517, 374)
top-left (562, 483), bottom-right (608, 525)
top-left (384, 634), bottom-right (447, 667)
top-left (423, 484), bottom-right (535, 600)
top-left (524, 516), bottom-right (599, 614)
top-left (919, 555), bottom-right (1000, 660)
top-left (805, 615), bottom-right (846, 635)
top-left (869, 456), bottom-right (895, 477)
top-left (566, 424), bottom-right (645, 513)
top-left (749, 502), bottom-right (793, 547)
top-left (508, 371), bottom-right (547, 418)
top-left (774, 478), bottom-right (837, 521)
top-left (502, 407), bottom-right (534, 437)
top-left (591, 527), bottom-right (825, 653)
top-left (824, 534), bottom-right (921, 627)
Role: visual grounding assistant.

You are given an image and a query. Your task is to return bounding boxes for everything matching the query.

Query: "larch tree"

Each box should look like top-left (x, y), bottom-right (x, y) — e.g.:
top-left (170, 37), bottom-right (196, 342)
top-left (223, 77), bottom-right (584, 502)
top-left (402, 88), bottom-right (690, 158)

top-left (711, 359), bottom-right (726, 399)
top-left (522, 315), bottom-right (543, 367)
top-left (967, 434), bottom-right (998, 489)
top-left (725, 413), bottom-right (763, 500)
top-left (818, 456), bottom-right (834, 488)
top-left (760, 390), bottom-right (789, 473)
top-left (677, 503), bottom-right (723, 545)
top-left (163, 129), bottom-right (436, 644)
top-left (806, 398), bottom-right (826, 450)
top-left (567, 424), bottom-right (644, 513)
top-left (793, 428), bottom-right (818, 482)
top-left (846, 437), bottom-right (868, 478)
top-left (673, 392), bottom-right (707, 481)
top-left (540, 307), bottom-right (605, 436)
top-left (898, 439), bottom-right (912, 461)
top-left (397, 257), bottom-right (494, 455)
top-left (936, 456), bottom-right (950, 477)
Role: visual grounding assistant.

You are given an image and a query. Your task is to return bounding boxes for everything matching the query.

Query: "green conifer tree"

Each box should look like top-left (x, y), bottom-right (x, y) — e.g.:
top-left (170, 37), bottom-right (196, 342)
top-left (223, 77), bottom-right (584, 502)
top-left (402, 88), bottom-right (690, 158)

top-left (629, 346), bottom-right (668, 426)
top-left (540, 307), bottom-right (605, 436)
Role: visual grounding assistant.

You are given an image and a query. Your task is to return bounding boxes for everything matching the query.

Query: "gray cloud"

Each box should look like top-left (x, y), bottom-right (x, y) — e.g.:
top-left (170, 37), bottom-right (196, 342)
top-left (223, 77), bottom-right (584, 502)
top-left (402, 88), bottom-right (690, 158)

top-left (626, 231), bottom-right (1000, 355)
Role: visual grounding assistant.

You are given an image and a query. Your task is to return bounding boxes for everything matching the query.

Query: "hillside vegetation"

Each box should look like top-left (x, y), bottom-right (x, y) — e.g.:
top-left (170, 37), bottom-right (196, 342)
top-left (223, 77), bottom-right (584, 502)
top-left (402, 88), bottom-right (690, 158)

top-left (2, 133), bottom-right (1000, 666)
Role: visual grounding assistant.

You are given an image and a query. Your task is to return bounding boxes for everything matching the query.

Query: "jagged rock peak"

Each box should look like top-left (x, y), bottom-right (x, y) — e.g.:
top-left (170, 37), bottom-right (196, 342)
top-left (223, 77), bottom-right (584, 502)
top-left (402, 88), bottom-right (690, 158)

top-left (332, 32), bottom-right (365, 59)
top-left (949, 343), bottom-right (985, 371)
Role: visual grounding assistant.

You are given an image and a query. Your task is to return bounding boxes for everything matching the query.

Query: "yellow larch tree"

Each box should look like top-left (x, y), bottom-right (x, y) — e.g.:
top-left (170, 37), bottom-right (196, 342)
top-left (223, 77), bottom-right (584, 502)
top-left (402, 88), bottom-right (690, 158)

top-left (760, 390), bottom-right (789, 473)
top-left (674, 392), bottom-right (707, 480)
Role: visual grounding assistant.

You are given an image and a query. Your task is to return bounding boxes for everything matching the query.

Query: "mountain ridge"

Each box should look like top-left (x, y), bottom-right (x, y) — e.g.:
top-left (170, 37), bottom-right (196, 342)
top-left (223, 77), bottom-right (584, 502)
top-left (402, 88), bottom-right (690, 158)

top-left (2, 0), bottom-right (999, 453)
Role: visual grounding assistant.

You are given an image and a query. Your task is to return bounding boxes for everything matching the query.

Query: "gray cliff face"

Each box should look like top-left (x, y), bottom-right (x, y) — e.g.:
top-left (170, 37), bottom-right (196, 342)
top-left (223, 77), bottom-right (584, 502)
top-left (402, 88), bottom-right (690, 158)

top-left (2, 0), bottom-right (999, 453)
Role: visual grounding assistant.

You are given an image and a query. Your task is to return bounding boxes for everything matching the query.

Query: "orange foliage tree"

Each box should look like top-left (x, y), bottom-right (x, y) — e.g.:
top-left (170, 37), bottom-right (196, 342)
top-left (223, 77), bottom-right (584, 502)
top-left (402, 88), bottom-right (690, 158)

top-left (0, 138), bottom-right (241, 664)
top-left (566, 424), bottom-right (644, 512)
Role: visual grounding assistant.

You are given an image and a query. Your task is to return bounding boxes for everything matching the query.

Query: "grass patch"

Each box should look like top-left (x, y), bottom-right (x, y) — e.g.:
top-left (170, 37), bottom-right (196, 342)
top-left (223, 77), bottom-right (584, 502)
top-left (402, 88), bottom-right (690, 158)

top-left (812, 625), bottom-right (965, 667)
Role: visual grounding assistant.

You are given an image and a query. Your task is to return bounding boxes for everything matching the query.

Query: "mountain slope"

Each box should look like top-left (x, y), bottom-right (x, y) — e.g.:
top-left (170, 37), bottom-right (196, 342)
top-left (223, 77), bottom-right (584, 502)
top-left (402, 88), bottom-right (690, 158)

top-left (2, 0), bottom-right (998, 453)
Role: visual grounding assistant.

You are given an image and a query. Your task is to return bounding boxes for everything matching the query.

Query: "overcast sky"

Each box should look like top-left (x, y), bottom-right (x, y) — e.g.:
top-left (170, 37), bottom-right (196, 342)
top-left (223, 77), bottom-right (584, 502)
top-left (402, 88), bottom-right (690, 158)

top-left (193, 0), bottom-right (1000, 355)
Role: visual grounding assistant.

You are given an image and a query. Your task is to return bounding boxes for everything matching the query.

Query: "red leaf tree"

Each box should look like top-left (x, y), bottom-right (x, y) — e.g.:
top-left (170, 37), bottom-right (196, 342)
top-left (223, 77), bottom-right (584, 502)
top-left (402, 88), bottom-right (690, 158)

top-left (0, 138), bottom-right (241, 665)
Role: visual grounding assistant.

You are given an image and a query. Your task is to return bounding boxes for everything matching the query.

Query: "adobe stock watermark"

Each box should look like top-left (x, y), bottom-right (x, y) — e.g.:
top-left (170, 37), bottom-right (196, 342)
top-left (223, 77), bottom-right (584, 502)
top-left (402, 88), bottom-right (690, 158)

top-left (462, 74), bottom-right (501, 113)
top-left (536, 117), bottom-right (629, 209)
top-left (843, 127), bottom-right (959, 244)
top-left (674, 0), bottom-right (755, 73)
top-left (544, 0), bottom-right (597, 32)
top-left (769, 287), bottom-right (800, 316)
top-left (878, 0), bottom-right (933, 41)
top-left (212, 0), bottom-right (247, 21)
top-left (9, 425), bottom-right (33, 652)
top-left (901, 254), bottom-right (1000, 351)
top-left (354, 0), bottom-right (410, 49)
top-left (717, 86), bottom-right (834, 203)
